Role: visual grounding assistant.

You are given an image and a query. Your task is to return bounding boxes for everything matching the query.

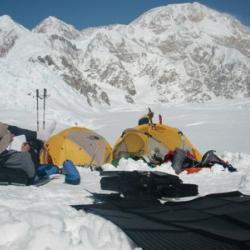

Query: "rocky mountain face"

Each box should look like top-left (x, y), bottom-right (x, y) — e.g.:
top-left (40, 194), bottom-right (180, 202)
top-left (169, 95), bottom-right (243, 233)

top-left (1, 2), bottom-right (250, 107)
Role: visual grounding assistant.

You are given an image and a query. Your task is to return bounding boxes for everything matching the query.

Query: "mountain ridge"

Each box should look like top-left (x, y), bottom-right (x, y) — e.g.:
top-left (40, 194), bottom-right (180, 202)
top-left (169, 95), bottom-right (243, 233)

top-left (0, 2), bottom-right (250, 110)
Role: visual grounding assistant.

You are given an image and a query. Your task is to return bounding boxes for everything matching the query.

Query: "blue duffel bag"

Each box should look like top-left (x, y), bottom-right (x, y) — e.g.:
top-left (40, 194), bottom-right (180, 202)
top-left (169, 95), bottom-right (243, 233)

top-left (63, 160), bottom-right (81, 185)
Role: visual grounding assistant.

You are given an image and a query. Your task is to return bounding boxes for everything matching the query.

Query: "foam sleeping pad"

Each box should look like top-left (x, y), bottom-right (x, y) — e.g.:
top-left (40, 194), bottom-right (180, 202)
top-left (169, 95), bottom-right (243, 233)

top-left (73, 191), bottom-right (250, 250)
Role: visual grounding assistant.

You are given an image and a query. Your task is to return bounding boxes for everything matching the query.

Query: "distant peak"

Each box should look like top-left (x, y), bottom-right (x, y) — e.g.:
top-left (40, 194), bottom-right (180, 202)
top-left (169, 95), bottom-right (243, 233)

top-left (0, 14), bottom-right (29, 32)
top-left (45, 16), bottom-right (59, 21)
top-left (40, 16), bottom-right (65, 25)
top-left (0, 14), bottom-right (13, 21)
top-left (33, 16), bottom-right (80, 39)
top-left (162, 2), bottom-right (212, 10)
top-left (143, 2), bottom-right (216, 16)
top-left (130, 2), bottom-right (232, 29)
top-left (0, 15), bottom-right (17, 25)
top-left (35, 16), bottom-right (71, 29)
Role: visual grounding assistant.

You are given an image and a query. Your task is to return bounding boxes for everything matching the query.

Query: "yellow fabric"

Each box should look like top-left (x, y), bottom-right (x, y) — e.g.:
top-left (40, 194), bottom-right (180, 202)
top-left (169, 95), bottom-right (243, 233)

top-left (40, 127), bottom-right (112, 166)
top-left (124, 134), bottom-right (145, 153)
top-left (113, 124), bottom-right (202, 161)
top-left (52, 139), bottom-right (92, 166)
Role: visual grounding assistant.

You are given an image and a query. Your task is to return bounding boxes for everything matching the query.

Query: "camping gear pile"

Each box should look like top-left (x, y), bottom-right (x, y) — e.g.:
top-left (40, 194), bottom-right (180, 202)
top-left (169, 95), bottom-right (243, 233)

top-left (0, 159), bottom-right (81, 186)
top-left (99, 171), bottom-right (198, 200)
top-left (36, 160), bottom-right (81, 186)
top-left (168, 148), bottom-right (237, 174)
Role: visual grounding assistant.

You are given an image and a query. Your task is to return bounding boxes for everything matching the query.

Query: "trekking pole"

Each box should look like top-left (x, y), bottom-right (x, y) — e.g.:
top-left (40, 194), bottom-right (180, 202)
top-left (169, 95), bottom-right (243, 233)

top-left (43, 88), bottom-right (47, 130)
top-left (36, 89), bottom-right (39, 131)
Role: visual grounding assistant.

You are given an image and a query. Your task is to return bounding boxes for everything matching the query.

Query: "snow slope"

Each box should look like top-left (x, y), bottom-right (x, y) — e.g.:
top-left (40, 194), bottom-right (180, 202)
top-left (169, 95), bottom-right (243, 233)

top-left (0, 101), bottom-right (250, 250)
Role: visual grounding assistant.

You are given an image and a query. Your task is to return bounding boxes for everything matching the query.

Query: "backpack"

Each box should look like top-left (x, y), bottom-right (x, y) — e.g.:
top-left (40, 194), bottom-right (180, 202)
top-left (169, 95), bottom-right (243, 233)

top-left (0, 167), bottom-right (30, 185)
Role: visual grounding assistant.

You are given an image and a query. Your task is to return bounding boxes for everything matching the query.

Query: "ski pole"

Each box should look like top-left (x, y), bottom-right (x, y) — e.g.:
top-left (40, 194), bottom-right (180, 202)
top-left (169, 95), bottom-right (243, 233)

top-left (36, 89), bottom-right (39, 131)
top-left (43, 88), bottom-right (47, 130)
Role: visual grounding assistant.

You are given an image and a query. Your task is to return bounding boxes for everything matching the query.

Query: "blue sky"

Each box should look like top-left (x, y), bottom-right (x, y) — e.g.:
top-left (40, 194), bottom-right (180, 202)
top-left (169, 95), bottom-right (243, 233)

top-left (1, 0), bottom-right (250, 30)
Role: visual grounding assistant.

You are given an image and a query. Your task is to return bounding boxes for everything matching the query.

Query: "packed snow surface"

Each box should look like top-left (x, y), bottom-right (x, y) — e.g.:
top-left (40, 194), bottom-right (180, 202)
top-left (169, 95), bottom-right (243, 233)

top-left (0, 101), bottom-right (250, 250)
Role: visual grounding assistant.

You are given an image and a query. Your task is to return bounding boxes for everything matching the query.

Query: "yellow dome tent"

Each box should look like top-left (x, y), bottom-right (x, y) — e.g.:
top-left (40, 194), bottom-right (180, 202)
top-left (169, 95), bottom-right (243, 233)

top-left (112, 124), bottom-right (202, 161)
top-left (40, 127), bottom-right (112, 166)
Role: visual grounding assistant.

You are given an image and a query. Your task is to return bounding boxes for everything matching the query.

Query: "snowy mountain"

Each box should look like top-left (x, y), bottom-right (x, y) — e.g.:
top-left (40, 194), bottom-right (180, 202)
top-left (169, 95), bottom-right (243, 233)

top-left (0, 2), bottom-right (250, 112)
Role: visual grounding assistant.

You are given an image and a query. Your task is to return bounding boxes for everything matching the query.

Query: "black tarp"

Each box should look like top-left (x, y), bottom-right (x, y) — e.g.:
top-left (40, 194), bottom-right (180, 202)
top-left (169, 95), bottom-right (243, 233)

top-left (100, 171), bottom-right (198, 199)
top-left (73, 191), bottom-right (250, 250)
